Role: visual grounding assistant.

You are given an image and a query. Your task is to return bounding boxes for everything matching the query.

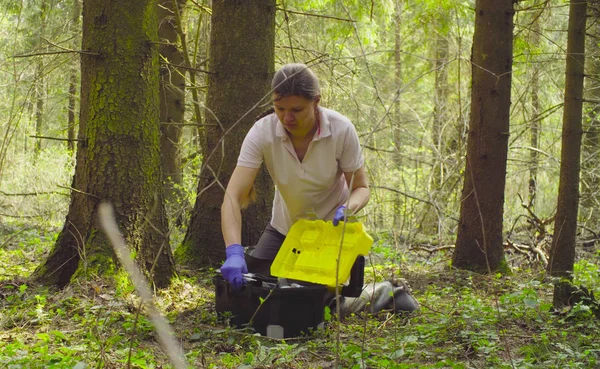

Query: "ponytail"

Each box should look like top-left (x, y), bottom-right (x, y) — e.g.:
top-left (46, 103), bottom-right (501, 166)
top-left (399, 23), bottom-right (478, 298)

top-left (255, 107), bottom-right (274, 122)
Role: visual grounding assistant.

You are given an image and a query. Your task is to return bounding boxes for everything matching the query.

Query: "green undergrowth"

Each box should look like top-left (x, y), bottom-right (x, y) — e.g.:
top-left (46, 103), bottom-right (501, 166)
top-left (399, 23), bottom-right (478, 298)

top-left (1, 226), bottom-right (599, 368)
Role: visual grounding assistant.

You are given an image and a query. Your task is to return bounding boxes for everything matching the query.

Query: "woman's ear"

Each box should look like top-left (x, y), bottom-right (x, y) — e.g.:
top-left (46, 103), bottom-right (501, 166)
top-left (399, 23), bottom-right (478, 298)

top-left (314, 95), bottom-right (321, 105)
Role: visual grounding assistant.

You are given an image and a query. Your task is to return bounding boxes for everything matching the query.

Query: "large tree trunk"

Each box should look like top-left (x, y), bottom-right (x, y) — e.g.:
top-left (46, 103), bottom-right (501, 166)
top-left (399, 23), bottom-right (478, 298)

top-left (178, 0), bottom-right (275, 267)
top-left (452, 0), bottom-right (514, 273)
top-left (548, 0), bottom-right (587, 308)
top-left (158, 0), bottom-right (186, 219)
top-left (32, 0), bottom-right (175, 288)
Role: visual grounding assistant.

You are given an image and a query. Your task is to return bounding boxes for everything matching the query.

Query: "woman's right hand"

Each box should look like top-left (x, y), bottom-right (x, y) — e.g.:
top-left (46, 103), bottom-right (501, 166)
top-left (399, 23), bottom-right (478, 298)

top-left (220, 244), bottom-right (248, 290)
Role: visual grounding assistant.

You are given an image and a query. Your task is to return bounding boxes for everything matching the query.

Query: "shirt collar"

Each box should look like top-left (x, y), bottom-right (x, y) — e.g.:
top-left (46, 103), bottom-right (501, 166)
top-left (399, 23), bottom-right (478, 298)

top-left (316, 107), bottom-right (331, 140)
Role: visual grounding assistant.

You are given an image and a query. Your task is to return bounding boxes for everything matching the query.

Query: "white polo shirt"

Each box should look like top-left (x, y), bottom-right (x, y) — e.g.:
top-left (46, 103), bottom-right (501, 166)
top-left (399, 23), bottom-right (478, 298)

top-left (237, 107), bottom-right (364, 235)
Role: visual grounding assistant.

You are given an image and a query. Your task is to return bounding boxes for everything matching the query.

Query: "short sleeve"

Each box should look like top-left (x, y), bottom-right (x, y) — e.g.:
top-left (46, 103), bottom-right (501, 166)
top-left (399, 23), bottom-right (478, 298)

top-left (237, 124), bottom-right (263, 168)
top-left (339, 123), bottom-right (364, 172)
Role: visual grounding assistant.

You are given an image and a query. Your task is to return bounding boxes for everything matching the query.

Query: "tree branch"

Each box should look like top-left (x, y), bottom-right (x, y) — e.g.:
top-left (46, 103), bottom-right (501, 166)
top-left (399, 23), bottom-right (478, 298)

top-left (160, 60), bottom-right (214, 74)
top-left (12, 50), bottom-right (99, 58)
top-left (275, 7), bottom-right (355, 22)
top-left (0, 190), bottom-right (67, 197)
top-left (363, 145), bottom-right (395, 153)
top-left (371, 185), bottom-right (434, 206)
top-left (30, 135), bottom-right (84, 142)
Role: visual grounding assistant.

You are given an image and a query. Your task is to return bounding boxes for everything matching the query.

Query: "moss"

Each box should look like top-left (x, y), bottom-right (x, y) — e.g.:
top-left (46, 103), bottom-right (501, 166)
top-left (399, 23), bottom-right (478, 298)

top-left (71, 251), bottom-right (117, 282)
top-left (174, 239), bottom-right (197, 266)
top-left (495, 257), bottom-right (512, 275)
top-left (70, 229), bottom-right (117, 283)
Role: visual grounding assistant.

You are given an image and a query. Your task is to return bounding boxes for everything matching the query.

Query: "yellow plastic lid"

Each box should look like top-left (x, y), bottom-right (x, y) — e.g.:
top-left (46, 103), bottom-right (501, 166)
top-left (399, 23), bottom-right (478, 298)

top-left (270, 219), bottom-right (373, 287)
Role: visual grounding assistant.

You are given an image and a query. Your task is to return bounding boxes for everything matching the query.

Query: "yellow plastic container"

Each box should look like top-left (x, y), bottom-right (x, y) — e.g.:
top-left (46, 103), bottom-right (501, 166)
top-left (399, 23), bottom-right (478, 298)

top-left (270, 219), bottom-right (373, 287)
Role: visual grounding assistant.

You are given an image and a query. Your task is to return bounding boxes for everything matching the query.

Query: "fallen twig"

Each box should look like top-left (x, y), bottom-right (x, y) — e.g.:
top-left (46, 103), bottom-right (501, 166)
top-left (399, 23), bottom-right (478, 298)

top-left (98, 203), bottom-right (188, 369)
top-left (505, 239), bottom-right (548, 266)
top-left (411, 245), bottom-right (455, 253)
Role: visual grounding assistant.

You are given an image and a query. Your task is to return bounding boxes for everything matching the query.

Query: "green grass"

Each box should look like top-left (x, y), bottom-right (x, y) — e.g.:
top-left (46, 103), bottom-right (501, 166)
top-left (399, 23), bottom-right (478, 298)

top-left (1, 225), bottom-right (599, 369)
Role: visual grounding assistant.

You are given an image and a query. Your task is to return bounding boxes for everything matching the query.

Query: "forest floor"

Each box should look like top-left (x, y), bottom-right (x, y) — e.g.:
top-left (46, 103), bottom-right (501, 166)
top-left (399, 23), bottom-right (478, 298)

top-left (1, 223), bottom-right (600, 369)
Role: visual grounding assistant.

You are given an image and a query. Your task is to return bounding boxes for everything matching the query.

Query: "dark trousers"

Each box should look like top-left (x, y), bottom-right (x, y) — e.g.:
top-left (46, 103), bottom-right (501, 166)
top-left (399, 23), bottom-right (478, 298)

top-left (245, 223), bottom-right (285, 276)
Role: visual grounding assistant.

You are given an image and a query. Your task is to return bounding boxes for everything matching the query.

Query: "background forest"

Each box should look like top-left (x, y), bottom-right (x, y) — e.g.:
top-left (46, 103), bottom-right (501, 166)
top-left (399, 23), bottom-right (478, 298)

top-left (1, 0), bottom-right (600, 368)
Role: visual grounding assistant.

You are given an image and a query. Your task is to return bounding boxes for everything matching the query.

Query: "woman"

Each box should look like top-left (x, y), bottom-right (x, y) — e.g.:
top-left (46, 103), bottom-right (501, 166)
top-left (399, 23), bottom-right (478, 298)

top-left (220, 63), bottom-right (370, 290)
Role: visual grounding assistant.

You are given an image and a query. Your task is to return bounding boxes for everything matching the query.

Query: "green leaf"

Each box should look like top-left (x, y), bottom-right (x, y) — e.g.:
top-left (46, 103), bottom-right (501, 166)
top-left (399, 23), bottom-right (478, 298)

top-left (523, 298), bottom-right (538, 307)
top-left (51, 330), bottom-right (68, 342)
top-left (391, 348), bottom-right (404, 359)
top-left (324, 305), bottom-right (332, 321)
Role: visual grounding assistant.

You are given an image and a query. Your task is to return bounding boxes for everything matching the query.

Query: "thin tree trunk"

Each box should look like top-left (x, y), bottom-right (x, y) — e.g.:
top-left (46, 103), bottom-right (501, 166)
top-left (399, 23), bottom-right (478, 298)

top-left (178, 0), bottom-right (275, 267)
top-left (529, 12), bottom-right (542, 206)
top-left (421, 16), bottom-right (450, 235)
top-left (34, 0), bottom-right (47, 159)
top-left (158, 0), bottom-right (186, 221)
top-left (547, 0), bottom-right (587, 308)
top-left (173, 1), bottom-right (205, 154)
top-left (392, 0), bottom-right (403, 229)
top-left (67, 0), bottom-right (80, 154)
top-left (580, 6), bottom-right (600, 229)
top-left (452, 0), bottom-right (514, 273)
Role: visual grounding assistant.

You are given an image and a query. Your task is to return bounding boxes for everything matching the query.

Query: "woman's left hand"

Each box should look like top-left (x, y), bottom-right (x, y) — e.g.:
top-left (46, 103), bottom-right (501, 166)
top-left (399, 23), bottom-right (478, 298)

top-left (333, 205), bottom-right (348, 226)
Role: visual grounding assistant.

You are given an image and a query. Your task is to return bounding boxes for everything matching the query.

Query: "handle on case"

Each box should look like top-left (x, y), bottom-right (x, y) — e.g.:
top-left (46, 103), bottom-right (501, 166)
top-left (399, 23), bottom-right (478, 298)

top-left (341, 255), bottom-right (365, 297)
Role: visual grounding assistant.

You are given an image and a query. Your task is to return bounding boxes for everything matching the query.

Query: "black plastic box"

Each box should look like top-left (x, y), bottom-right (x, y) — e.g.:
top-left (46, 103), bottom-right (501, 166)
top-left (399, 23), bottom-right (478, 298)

top-left (342, 255), bottom-right (365, 297)
top-left (214, 274), bottom-right (328, 339)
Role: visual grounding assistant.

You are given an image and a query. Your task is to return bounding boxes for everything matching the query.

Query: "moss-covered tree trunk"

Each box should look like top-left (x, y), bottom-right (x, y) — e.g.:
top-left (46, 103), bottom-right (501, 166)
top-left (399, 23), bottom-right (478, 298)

top-left (548, 0), bottom-right (587, 309)
top-left (32, 0), bottom-right (175, 288)
top-left (452, 0), bottom-right (513, 273)
top-left (178, 0), bottom-right (275, 267)
top-left (158, 0), bottom-right (186, 218)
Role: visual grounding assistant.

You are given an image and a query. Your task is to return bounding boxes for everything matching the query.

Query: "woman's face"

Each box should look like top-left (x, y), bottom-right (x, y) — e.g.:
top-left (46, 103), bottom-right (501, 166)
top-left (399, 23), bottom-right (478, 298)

top-left (273, 94), bottom-right (320, 138)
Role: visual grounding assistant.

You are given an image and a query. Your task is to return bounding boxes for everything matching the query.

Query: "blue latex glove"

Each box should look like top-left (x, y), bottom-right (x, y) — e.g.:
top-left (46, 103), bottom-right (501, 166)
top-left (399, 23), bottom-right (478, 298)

top-left (332, 205), bottom-right (348, 226)
top-left (220, 244), bottom-right (248, 290)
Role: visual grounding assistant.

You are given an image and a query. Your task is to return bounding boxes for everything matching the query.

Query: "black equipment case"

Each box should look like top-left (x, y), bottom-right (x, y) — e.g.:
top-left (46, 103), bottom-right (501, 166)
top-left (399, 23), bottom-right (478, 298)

top-left (214, 274), bottom-right (328, 339)
top-left (214, 256), bottom-right (365, 338)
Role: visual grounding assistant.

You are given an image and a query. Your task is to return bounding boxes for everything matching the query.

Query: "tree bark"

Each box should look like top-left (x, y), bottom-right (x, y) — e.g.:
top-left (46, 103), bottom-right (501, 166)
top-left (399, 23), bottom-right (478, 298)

top-left (32, 0), bottom-right (175, 288)
top-left (178, 0), bottom-right (276, 267)
top-left (452, 0), bottom-right (514, 273)
top-left (548, 0), bottom-right (587, 307)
